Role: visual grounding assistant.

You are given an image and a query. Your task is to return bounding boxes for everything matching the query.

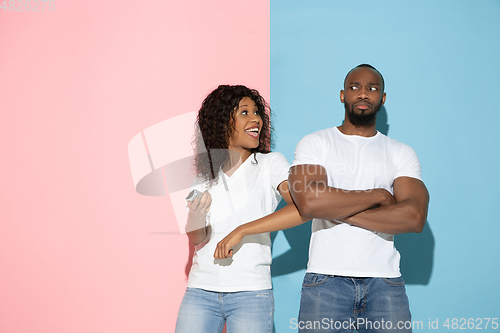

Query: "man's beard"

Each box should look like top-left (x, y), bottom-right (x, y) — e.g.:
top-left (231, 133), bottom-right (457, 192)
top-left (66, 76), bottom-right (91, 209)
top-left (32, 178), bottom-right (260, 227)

top-left (345, 102), bottom-right (381, 126)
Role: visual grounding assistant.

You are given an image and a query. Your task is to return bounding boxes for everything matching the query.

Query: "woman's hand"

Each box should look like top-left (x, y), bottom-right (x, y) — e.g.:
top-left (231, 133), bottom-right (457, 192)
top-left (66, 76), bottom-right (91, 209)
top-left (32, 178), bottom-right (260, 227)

top-left (185, 191), bottom-right (212, 244)
top-left (187, 191), bottom-right (212, 221)
top-left (214, 226), bottom-right (244, 259)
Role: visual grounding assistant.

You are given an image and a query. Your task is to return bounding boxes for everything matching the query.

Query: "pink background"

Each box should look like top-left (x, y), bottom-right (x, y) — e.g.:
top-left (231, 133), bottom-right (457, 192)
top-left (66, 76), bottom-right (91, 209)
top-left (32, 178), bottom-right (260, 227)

top-left (0, 1), bottom-right (269, 332)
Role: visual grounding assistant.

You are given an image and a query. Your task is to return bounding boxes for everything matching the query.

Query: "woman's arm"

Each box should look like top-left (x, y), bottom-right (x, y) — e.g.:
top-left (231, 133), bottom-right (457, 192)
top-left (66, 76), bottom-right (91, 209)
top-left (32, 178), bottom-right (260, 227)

top-left (213, 181), bottom-right (309, 259)
top-left (185, 191), bottom-right (212, 245)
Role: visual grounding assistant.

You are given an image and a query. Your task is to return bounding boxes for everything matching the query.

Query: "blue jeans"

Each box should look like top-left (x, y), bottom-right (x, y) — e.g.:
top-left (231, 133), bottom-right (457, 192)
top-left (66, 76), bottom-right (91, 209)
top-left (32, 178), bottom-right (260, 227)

top-left (298, 274), bottom-right (412, 333)
top-left (175, 288), bottom-right (274, 333)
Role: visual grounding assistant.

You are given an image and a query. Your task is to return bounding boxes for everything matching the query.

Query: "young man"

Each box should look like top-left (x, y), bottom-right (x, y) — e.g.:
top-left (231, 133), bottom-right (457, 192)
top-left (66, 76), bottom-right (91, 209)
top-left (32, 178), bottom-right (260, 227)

top-left (289, 64), bottom-right (429, 333)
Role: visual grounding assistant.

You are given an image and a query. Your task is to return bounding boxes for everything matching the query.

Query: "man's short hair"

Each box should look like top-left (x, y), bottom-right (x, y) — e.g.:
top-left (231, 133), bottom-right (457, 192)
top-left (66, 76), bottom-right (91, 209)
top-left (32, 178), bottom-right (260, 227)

top-left (344, 64), bottom-right (385, 92)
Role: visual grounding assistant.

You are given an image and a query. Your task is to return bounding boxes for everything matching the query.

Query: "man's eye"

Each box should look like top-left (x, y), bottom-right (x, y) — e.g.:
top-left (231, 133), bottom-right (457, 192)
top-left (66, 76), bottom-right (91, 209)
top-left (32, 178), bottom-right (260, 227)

top-left (370, 87), bottom-right (378, 91)
top-left (350, 86), bottom-right (358, 90)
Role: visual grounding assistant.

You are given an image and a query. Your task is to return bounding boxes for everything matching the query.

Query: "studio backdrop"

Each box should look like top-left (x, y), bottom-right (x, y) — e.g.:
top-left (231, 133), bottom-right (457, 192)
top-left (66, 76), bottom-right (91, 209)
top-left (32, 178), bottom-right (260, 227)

top-left (1, 1), bottom-right (499, 332)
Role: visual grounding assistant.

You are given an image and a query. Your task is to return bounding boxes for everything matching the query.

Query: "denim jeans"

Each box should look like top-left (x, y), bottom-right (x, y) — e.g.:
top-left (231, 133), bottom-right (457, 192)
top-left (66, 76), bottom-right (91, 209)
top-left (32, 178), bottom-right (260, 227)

top-left (298, 274), bottom-right (412, 333)
top-left (175, 288), bottom-right (274, 333)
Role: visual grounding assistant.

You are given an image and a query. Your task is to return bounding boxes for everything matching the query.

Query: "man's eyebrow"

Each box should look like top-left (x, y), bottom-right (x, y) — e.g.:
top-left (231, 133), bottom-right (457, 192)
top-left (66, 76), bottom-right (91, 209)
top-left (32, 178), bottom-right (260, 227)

top-left (348, 82), bottom-right (380, 85)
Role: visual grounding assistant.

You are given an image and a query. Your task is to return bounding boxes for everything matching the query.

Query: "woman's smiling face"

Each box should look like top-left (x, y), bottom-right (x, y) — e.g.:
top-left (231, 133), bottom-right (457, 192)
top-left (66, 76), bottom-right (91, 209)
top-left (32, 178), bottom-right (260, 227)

top-left (228, 97), bottom-right (262, 155)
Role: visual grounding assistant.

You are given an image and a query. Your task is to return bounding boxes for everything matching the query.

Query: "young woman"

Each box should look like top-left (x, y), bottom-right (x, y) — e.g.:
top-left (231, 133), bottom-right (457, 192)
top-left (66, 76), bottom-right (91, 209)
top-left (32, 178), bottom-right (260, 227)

top-left (175, 85), bottom-right (307, 333)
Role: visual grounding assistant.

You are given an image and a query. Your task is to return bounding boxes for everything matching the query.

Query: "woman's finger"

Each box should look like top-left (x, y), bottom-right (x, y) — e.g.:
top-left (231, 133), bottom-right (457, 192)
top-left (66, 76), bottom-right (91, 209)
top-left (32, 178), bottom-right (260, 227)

top-left (199, 192), bottom-right (212, 212)
top-left (214, 241), bottom-right (222, 259)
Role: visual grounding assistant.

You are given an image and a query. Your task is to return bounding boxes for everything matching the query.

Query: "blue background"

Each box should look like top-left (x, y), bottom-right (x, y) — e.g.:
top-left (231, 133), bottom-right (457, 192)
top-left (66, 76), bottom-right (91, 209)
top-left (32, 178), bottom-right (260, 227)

top-left (270, 0), bottom-right (500, 331)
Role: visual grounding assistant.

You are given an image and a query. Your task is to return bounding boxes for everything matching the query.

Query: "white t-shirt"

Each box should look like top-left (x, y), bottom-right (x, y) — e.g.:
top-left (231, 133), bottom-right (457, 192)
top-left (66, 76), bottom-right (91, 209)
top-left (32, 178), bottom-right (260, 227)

top-left (292, 127), bottom-right (422, 278)
top-left (187, 152), bottom-right (290, 292)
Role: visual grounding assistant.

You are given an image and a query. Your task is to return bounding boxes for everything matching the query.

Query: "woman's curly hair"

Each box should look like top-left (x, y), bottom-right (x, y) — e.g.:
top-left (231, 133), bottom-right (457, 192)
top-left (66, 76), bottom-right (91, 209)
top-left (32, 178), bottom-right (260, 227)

top-left (193, 85), bottom-right (273, 186)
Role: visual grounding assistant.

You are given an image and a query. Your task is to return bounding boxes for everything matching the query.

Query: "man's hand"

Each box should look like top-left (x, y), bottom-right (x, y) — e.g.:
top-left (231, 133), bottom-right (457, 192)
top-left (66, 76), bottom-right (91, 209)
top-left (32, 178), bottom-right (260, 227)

top-left (342, 188), bottom-right (396, 220)
top-left (214, 226), bottom-right (244, 259)
top-left (375, 188), bottom-right (396, 207)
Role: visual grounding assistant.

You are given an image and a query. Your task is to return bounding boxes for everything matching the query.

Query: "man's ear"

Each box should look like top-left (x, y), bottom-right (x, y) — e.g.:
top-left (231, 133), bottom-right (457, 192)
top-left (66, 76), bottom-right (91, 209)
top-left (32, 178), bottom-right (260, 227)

top-left (381, 92), bottom-right (386, 105)
top-left (340, 90), bottom-right (345, 103)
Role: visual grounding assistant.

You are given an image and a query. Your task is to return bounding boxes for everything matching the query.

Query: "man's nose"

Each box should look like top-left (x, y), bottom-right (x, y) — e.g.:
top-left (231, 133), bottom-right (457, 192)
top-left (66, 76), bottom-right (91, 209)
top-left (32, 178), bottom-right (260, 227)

top-left (357, 87), bottom-right (368, 99)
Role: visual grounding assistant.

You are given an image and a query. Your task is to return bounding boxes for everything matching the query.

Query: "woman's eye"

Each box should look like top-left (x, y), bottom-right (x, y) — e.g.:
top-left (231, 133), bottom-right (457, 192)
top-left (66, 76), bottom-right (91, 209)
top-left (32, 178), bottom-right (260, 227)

top-left (241, 111), bottom-right (247, 115)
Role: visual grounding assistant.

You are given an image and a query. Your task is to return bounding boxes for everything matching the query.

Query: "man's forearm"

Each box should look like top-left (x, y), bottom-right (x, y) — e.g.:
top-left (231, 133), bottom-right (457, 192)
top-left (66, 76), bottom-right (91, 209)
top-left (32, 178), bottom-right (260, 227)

top-left (344, 199), bottom-right (427, 235)
top-left (291, 182), bottom-right (392, 221)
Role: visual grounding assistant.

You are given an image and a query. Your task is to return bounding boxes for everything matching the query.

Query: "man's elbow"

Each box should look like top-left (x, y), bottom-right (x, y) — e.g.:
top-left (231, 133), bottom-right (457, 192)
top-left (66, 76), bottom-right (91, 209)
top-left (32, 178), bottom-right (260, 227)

top-left (291, 192), bottom-right (318, 218)
top-left (296, 204), bottom-right (315, 218)
top-left (409, 209), bottom-right (427, 233)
